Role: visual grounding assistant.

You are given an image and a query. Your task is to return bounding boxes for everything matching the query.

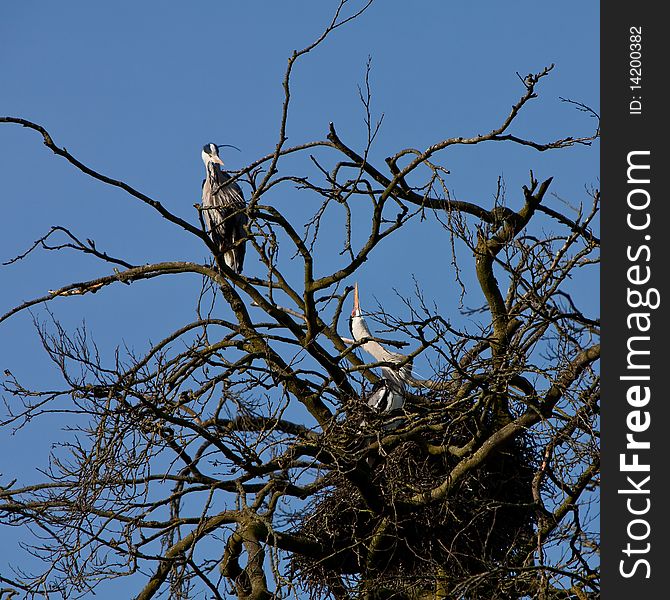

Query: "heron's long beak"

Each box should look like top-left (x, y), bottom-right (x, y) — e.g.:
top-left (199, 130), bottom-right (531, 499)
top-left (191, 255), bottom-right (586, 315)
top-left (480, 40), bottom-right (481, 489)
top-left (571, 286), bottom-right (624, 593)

top-left (353, 282), bottom-right (360, 313)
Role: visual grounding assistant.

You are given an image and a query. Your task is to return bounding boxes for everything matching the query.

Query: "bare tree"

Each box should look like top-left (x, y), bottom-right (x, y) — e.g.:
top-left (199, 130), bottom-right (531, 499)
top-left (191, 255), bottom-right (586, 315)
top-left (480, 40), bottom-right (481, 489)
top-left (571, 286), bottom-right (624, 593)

top-left (1, 3), bottom-right (599, 599)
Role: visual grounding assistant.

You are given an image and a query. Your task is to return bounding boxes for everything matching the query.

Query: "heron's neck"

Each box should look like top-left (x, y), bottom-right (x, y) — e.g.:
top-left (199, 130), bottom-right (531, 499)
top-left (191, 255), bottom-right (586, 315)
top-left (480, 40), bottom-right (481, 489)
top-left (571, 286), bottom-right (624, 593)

top-left (351, 314), bottom-right (371, 341)
top-left (207, 162), bottom-right (229, 187)
top-left (351, 315), bottom-right (396, 364)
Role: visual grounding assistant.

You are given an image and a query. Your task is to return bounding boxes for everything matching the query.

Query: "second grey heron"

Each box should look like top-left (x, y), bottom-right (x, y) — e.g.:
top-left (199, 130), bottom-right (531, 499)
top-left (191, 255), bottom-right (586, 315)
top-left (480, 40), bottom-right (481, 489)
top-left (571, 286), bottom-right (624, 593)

top-left (349, 283), bottom-right (411, 415)
top-left (201, 143), bottom-right (247, 273)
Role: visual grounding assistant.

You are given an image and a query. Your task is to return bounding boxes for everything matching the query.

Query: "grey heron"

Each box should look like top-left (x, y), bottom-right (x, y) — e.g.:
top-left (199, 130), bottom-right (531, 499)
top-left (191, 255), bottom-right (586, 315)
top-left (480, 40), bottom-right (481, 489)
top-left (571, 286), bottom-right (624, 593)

top-left (201, 143), bottom-right (247, 273)
top-left (349, 282), bottom-right (411, 415)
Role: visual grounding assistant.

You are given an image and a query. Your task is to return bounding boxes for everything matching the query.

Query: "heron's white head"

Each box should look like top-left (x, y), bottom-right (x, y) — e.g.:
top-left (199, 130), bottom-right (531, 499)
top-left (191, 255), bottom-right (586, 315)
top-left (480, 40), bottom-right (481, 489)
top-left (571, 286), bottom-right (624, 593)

top-left (202, 143), bottom-right (224, 167)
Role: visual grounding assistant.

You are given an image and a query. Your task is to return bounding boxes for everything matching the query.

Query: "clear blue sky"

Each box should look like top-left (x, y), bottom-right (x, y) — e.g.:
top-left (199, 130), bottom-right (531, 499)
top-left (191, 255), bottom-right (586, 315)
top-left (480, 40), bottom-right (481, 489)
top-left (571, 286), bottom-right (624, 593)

top-left (1, 1), bottom-right (598, 596)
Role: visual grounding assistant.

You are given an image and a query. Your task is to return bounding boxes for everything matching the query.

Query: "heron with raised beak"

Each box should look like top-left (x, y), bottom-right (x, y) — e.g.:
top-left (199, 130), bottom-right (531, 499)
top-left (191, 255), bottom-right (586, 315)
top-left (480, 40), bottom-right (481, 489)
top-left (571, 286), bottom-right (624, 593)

top-left (348, 282), bottom-right (411, 414)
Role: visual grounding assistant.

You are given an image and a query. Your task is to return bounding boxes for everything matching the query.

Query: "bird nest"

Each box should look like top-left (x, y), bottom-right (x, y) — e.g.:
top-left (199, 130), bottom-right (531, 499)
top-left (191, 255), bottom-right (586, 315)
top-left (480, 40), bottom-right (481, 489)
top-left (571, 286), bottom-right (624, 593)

top-left (290, 402), bottom-right (537, 599)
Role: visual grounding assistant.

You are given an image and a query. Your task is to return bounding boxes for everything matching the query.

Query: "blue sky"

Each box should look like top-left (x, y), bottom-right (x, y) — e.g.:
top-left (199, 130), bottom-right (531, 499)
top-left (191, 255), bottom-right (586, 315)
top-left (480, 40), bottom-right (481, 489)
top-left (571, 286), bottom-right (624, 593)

top-left (1, 1), bottom-right (598, 596)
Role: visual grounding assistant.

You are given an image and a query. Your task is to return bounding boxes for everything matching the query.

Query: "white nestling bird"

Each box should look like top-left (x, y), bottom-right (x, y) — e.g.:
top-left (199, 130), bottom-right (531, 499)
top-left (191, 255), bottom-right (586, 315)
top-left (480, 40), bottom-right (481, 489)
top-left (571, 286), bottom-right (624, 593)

top-left (348, 282), bottom-right (411, 414)
top-left (201, 143), bottom-right (247, 273)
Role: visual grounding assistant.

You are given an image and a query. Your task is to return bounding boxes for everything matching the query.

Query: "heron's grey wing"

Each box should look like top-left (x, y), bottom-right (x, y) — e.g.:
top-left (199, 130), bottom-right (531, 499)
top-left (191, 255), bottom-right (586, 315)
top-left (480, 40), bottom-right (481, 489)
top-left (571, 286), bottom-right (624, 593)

top-left (367, 384), bottom-right (390, 412)
top-left (213, 170), bottom-right (245, 209)
top-left (202, 175), bottom-right (228, 246)
top-left (387, 389), bottom-right (405, 411)
top-left (232, 211), bottom-right (247, 272)
top-left (218, 173), bottom-right (246, 271)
